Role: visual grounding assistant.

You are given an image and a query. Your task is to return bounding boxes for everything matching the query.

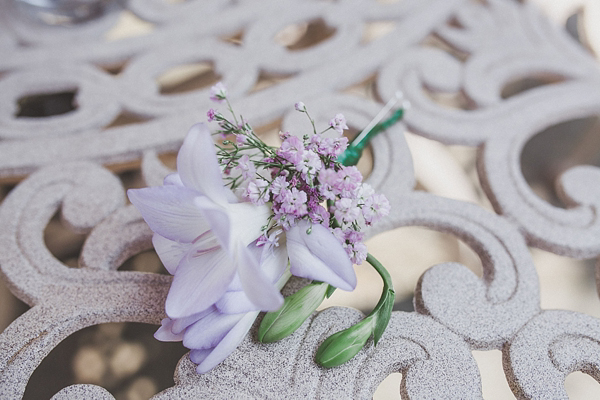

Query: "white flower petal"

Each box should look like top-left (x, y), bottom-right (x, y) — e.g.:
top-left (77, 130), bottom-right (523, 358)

top-left (154, 318), bottom-right (185, 342)
top-left (236, 242), bottom-right (284, 311)
top-left (177, 123), bottom-right (229, 205)
top-left (128, 185), bottom-right (209, 243)
top-left (152, 234), bottom-right (189, 274)
top-left (227, 202), bottom-right (271, 246)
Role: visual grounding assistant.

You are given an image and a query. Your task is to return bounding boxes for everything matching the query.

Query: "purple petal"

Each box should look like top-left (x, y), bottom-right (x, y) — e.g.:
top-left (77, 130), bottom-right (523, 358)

top-left (216, 244), bottom-right (288, 313)
top-left (128, 185), bottom-right (209, 243)
top-left (152, 234), bottom-right (189, 274)
top-left (236, 242), bottom-right (284, 311)
top-left (195, 311), bottom-right (259, 374)
top-left (164, 173), bottom-right (183, 186)
top-left (215, 290), bottom-right (256, 314)
top-left (154, 318), bottom-right (184, 342)
top-left (177, 123), bottom-right (229, 205)
top-left (183, 310), bottom-right (244, 349)
top-left (286, 220), bottom-right (356, 291)
top-left (190, 348), bottom-right (212, 364)
top-left (165, 248), bottom-right (236, 319)
top-left (227, 273), bottom-right (243, 292)
top-left (171, 308), bottom-right (214, 335)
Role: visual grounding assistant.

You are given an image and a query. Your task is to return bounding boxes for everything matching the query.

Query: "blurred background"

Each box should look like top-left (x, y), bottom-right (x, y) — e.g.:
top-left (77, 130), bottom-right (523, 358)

top-left (2, 0), bottom-right (600, 398)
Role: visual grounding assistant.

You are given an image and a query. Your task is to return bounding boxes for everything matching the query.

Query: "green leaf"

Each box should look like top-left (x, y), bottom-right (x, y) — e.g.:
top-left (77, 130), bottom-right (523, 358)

top-left (373, 289), bottom-right (395, 346)
top-left (325, 284), bottom-right (337, 299)
top-left (258, 282), bottom-right (328, 343)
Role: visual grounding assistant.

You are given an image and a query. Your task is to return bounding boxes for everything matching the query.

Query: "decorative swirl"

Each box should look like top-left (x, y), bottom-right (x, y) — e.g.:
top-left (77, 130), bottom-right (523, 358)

top-left (0, 65), bottom-right (120, 139)
top-left (504, 310), bottom-right (600, 398)
top-left (0, 162), bottom-right (125, 303)
top-left (79, 205), bottom-right (154, 271)
top-left (0, 163), bottom-right (169, 399)
top-left (51, 384), bottom-right (115, 400)
top-left (482, 122), bottom-right (600, 259)
top-left (153, 308), bottom-right (481, 399)
top-left (387, 192), bottom-right (540, 349)
top-left (377, 0), bottom-right (600, 259)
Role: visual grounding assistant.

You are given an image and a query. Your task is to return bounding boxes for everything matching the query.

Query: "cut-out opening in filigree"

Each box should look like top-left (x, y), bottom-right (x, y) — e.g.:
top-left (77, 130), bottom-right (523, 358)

top-left (565, 9), bottom-right (584, 44)
top-left (97, 59), bottom-right (129, 76)
top-left (565, 370), bottom-right (600, 398)
top-left (447, 15), bottom-right (465, 30)
top-left (0, 278), bottom-right (30, 333)
top-left (531, 248), bottom-right (598, 316)
top-left (16, 90), bottom-right (78, 118)
top-left (157, 61), bottom-right (222, 95)
top-left (157, 151), bottom-right (178, 171)
top-left (320, 226), bottom-right (482, 313)
top-left (104, 10), bottom-right (155, 42)
top-left (254, 117), bottom-right (284, 148)
top-left (373, 372), bottom-right (402, 399)
top-left (118, 169), bottom-right (146, 192)
top-left (471, 349), bottom-right (514, 399)
top-left (520, 116), bottom-right (600, 207)
top-left (23, 322), bottom-right (188, 400)
top-left (120, 249), bottom-right (168, 275)
top-left (342, 73), bottom-right (379, 101)
top-left (0, 182), bottom-right (16, 203)
top-left (220, 29), bottom-right (244, 47)
top-left (568, 6), bottom-right (600, 57)
top-left (422, 87), bottom-right (478, 110)
top-left (421, 33), bottom-right (470, 63)
top-left (105, 110), bottom-right (153, 129)
top-left (362, 20), bottom-right (397, 44)
top-left (249, 69), bottom-right (297, 93)
top-left (275, 18), bottom-right (336, 51)
top-left (501, 74), bottom-right (566, 99)
top-left (44, 211), bottom-right (86, 268)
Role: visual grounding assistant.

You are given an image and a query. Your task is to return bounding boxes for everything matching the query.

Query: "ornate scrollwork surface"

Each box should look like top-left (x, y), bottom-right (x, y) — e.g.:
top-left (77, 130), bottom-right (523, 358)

top-left (1, 0), bottom-right (600, 398)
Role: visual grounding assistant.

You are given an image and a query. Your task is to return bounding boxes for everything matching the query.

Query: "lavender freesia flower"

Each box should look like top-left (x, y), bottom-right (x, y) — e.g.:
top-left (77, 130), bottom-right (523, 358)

top-left (128, 123), bottom-right (286, 317)
top-left (128, 122), bottom-right (358, 373)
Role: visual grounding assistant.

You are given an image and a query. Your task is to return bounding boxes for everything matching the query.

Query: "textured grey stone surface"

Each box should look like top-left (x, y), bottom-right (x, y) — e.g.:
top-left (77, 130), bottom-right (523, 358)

top-left (0, 0), bottom-right (600, 398)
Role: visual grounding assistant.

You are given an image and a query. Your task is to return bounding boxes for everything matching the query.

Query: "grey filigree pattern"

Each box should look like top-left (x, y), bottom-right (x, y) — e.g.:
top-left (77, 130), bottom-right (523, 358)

top-left (0, 0), bottom-right (599, 398)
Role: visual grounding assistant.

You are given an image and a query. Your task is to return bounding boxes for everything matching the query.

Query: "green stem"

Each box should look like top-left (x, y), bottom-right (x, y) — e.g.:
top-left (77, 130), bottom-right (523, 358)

top-left (337, 108), bottom-right (404, 167)
top-left (225, 98), bottom-right (239, 126)
top-left (304, 109), bottom-right (318, 135)
top-left (365, 253), bottom-right (394, 317)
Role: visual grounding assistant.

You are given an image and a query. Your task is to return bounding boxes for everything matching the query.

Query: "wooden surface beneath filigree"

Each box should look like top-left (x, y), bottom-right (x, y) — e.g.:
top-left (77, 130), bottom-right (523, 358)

top-left (1, 0), bottom-right (600, 398)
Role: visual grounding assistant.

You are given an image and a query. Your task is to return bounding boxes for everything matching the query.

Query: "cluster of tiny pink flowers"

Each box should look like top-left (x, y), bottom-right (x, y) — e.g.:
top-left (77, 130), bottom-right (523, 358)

top-left (208, 82), bottom-right (390, 265)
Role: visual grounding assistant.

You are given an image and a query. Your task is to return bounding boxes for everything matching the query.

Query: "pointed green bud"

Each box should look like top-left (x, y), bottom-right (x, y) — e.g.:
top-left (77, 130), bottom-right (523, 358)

top-left (258, 282), bottom-right (328, 343)
top-left (315, 317), bottom-right (375, 368)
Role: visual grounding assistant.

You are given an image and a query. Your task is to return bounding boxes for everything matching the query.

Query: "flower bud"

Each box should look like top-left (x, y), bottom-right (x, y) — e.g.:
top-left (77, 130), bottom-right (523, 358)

top-left (315, 317), bottom-right (375, 368)
top-left (258, 282), bottom-right (328, 343)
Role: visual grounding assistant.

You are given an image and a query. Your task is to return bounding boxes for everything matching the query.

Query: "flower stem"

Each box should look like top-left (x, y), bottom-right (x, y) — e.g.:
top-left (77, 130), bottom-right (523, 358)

top-left (365, 253), bottom-right (394, 316)
top-left (337, 93), bottom-right (405, 167)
